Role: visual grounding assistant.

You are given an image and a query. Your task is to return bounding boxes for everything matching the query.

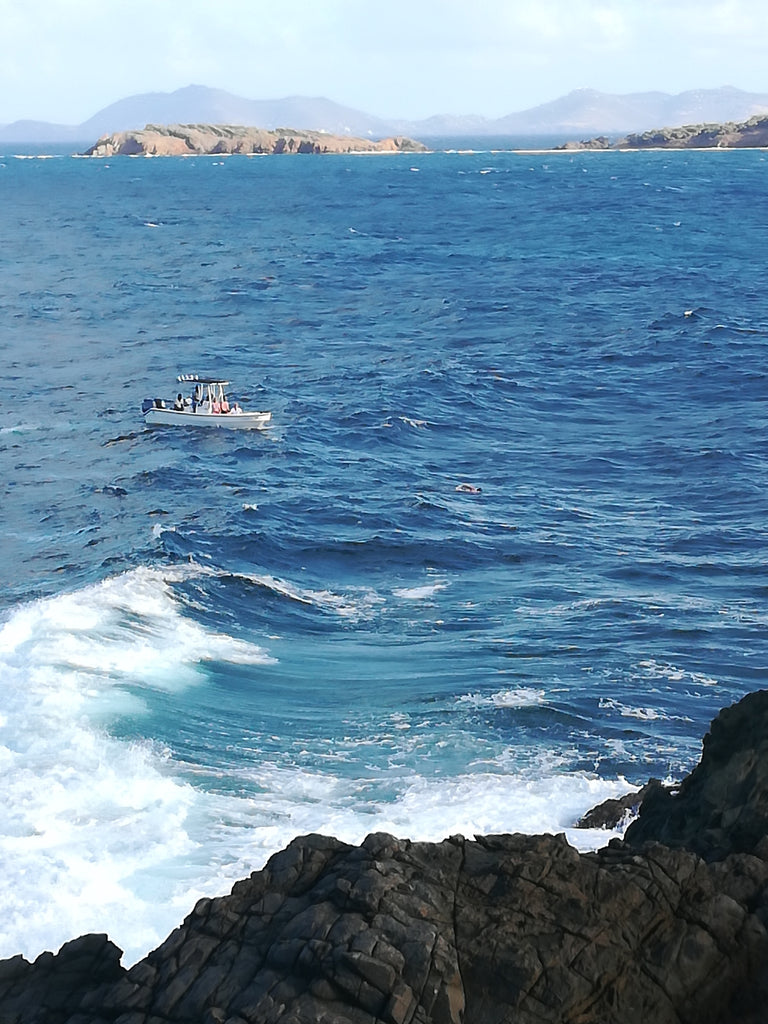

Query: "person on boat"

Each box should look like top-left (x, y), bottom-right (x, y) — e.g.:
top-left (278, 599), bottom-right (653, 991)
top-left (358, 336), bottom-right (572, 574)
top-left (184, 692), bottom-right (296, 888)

top-left (174, 393), bottom-right (184, 411)
top-left (221, 395), bottom-right (230, 413)
top-left (211, 397), bottom-right (221, 414)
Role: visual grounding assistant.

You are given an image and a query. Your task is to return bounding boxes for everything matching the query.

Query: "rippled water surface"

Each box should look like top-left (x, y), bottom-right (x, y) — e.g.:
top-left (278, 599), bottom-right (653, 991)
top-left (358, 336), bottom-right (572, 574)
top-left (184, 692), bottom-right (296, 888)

top-left (1, 145), bottom-right (767, 964)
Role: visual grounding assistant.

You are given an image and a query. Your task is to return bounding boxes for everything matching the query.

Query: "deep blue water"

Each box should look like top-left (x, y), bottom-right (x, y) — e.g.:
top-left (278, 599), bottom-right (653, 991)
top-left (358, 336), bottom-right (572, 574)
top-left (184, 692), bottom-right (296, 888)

top-left (1, 146), bottom-right (767, 965)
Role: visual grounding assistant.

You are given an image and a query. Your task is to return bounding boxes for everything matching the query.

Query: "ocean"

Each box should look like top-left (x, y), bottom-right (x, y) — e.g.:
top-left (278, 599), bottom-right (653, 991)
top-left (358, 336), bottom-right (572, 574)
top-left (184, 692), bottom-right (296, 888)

top-left (1, 142), bottom-right (767, 966)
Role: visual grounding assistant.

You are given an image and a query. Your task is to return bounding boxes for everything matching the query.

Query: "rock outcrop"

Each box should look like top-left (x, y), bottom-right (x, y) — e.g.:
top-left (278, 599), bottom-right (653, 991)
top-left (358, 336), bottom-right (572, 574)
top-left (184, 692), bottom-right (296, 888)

top-left (3, 690), bottom-right (768, 1024)
top-left (623, 689), bottom-right (768, 860)
top-left (82, 124), bottom-right (427, 158)
top-left (555, 135), bottom-right (614, 151)
top-left (575, 777), bottom-right (667, 829)
top-left (558, 114), bottom-right (768, 150)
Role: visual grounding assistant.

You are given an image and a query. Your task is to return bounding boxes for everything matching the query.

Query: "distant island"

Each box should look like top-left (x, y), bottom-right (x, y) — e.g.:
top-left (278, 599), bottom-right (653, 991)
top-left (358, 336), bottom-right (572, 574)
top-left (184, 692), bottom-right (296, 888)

top-left (557, 113), bottom-right (768, 150)
top-left (82, 123), bottom-right (427, 157)
top-left (78, 115), bottom-right (768, 159)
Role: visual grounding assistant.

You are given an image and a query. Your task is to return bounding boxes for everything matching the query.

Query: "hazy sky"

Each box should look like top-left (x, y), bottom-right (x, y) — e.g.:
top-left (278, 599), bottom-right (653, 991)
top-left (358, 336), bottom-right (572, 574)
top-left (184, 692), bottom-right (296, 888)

top-left (3, 0), bottom-right (768, 124)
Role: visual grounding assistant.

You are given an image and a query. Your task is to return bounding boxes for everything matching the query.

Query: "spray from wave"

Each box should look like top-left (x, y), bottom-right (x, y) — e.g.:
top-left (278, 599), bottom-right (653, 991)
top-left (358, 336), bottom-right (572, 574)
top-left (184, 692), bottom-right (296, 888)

top-left (0, 564), bottom-right (635, 966)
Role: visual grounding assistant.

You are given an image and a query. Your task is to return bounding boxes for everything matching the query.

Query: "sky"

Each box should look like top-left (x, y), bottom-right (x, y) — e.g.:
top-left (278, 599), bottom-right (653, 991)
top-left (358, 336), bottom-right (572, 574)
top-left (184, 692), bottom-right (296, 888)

top-left (2, 0), bottom-right (768, 125)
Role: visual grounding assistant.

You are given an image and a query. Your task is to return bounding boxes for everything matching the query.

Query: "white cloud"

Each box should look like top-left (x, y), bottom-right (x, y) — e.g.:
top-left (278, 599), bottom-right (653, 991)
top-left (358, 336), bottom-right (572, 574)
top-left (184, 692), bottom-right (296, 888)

top-left (0, 0), bottom-right (767, 123)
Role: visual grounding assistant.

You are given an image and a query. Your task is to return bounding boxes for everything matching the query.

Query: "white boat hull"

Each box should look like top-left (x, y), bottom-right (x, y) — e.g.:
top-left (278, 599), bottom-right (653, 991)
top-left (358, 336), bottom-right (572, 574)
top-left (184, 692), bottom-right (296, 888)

top-left (144, 407), bottom-right (271, 430)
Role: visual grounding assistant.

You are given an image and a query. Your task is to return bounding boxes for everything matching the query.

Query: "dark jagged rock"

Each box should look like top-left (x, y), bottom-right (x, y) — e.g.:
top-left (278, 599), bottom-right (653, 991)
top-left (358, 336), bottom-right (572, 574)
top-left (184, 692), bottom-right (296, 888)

top-left (0, 934), bottom-right (123, 1023)
top-left (575, 777), bottom-right (667, 829)
top-left (3, 691), bottom-right (768, 1024)
top-left (624, 689), bottom-right (768, 860)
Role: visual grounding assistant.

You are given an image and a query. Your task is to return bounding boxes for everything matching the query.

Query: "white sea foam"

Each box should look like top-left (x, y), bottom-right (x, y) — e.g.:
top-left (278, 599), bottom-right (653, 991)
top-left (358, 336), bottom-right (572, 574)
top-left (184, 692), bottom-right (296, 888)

top-left (0, 422), bottom-right (44, 435)
top-left (0, 566), bottom-right (637, 969)
top-left (599, 695), bottom-right (695, 723)
top-left (392, 582), bottom-right (448, 600)
top-left (456, 687), bottom-right (546, 709)
top-left (233, 570), bottom-right (384, 621)
top-left (0, 567), bottom-right (276, 964)
top-left (636, 659), bottom-right (718, 688)
top-left (600, 698), bottom-right (669, 721)
top-left (517, 596), bottom-right (624, 618)
top-left (361, 770), bottom-right (635, 854)
top-left (1, 565), bottom-right (272, 684)
top-left (132, 758), bottom-right (635, 906)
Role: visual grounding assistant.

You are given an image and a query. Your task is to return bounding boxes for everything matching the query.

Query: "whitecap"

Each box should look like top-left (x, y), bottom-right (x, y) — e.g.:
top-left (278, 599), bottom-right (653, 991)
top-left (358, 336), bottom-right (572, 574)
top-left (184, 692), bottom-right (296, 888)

top-left (0, 579), bottom-right (641, 972)
top-left (0, 422), bottom-right (43, 435)
top-left (599, 697), bottom-right (693, 723)
top-left (456, 687), bottom-right (546, 709)
top-left (392, 582), bottom-right (447, 600)
top-left (231, 570), bottom-right (384, 622)
top-left (636, 659), bottom-right (718, 688)
top-left (0, 565), bottom-right (281, 965)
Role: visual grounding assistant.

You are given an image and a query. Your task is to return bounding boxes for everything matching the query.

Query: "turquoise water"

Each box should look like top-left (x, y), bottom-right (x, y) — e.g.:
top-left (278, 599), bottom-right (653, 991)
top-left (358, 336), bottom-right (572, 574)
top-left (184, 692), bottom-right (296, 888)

top-left (1, 146), bottom-right (767, 964)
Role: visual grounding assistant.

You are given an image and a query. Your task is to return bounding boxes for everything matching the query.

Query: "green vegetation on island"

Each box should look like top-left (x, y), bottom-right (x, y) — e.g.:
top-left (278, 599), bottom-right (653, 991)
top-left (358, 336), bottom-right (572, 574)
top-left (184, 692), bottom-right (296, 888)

top-left (82, 123), bottom-right (428, 157)
top-left (557, 113), bottom-right (768, 150)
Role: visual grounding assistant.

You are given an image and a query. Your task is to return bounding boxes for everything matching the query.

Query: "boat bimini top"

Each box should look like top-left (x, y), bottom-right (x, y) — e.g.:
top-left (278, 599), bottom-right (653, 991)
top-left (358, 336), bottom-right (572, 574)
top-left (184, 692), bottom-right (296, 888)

top-left (177, 374), bottom-right (230, 387)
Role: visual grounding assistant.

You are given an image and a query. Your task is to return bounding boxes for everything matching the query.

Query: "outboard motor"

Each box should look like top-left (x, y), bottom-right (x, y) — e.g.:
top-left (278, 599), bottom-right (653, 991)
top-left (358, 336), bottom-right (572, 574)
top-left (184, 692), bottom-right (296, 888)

top-left (141, 398), bottom-right (154, 413)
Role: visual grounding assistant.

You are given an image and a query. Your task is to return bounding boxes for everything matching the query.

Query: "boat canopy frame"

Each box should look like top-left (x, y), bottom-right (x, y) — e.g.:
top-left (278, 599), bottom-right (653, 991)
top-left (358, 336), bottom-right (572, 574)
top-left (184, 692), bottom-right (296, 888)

top-left (178, 375), bottom-right (232, 407)
top-left (178, 374), bottom-right (231, 387)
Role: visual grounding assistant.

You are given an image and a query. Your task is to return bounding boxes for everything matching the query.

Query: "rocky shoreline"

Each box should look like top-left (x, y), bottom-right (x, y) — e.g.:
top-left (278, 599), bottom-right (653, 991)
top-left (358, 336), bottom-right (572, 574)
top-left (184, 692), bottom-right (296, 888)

top-left (3, 690), bottom-right (768, 1023)
top-left (557, 113), bottom-right (768, 150)
top-left (82, 124), bottom-right (428, 158)
top-left (69, 115), bottom-right (768, 158)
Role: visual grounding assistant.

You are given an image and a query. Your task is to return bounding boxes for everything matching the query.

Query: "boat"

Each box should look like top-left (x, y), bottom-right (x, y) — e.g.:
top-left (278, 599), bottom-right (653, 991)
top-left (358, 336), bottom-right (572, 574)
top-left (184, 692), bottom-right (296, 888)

top-left (142, 375), bottom-right (272, 430)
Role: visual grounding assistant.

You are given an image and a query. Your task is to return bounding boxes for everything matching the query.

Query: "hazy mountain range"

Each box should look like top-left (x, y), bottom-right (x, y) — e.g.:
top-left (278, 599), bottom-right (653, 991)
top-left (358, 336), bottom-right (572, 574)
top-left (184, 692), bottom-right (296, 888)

top-left (2, 84), bottom-right (768, 144)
